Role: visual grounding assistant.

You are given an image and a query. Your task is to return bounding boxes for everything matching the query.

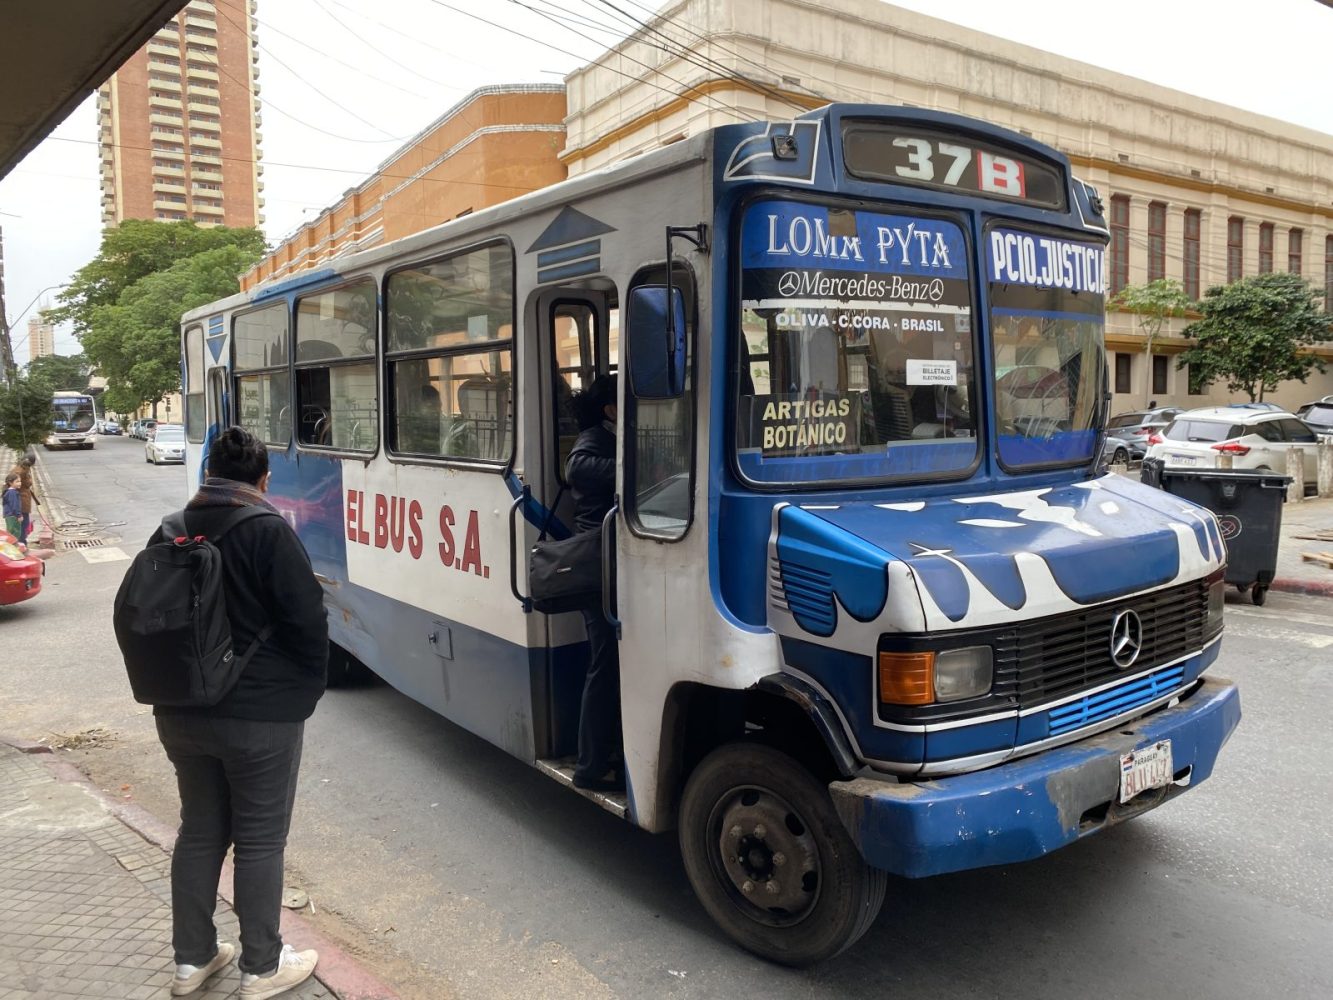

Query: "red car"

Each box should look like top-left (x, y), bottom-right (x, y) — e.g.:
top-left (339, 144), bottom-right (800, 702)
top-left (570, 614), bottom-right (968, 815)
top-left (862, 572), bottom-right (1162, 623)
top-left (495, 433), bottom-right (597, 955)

top-left (0, 530), bottom-right (43, 605)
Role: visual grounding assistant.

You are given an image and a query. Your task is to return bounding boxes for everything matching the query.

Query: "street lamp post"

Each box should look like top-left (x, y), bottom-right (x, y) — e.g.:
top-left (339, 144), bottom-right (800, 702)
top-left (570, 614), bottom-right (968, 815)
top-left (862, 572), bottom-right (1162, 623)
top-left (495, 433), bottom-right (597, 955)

top-left (1, 281), bottom-right (70, 382)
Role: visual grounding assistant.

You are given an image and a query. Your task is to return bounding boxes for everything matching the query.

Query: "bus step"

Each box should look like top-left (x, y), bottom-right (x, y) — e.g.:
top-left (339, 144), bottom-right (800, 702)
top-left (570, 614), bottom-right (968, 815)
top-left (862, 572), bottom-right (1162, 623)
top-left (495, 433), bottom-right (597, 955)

top-left (535, 757), bottom-right (627, 819)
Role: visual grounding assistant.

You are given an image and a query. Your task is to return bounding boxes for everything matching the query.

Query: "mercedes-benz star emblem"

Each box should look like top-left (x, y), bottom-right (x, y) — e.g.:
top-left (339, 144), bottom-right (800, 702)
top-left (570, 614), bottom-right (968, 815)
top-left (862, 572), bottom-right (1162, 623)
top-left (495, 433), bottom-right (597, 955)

top-left (778, 271), bottom-right (801, 296)
top-left (1109, 609), bottom-right (1143, 669)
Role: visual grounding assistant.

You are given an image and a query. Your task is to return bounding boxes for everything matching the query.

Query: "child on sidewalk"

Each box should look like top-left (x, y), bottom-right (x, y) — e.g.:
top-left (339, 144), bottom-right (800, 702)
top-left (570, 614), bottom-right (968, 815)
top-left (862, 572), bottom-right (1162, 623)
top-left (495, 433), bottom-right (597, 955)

top-left (3, 474), bottom-right (21, 538)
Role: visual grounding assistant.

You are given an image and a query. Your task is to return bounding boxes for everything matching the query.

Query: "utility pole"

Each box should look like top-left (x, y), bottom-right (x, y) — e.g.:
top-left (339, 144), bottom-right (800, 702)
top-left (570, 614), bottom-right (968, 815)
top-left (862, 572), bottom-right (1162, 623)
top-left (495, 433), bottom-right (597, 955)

top-left (0, 226), bottom-right (16, 382)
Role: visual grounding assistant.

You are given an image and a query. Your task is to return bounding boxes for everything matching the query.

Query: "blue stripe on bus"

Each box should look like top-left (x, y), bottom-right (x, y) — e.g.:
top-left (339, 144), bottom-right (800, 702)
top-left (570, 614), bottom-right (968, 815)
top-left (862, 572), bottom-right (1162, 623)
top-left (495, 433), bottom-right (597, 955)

top-left (537, 240), bottom-right (601, 268)
top-left (537, 258), bottom-right (600, 284)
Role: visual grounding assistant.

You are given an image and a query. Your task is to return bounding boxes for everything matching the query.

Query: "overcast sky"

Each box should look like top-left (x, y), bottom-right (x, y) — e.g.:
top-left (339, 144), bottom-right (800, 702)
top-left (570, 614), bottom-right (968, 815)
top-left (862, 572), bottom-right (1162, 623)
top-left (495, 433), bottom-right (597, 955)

top-left (2, 0), bottom-right (1330, 362)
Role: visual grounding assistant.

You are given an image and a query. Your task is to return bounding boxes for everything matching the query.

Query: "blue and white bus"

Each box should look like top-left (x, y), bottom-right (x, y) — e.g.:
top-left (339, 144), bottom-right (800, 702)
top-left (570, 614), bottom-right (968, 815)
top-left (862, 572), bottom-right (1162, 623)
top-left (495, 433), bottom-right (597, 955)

top-left (182, 104), bottom-right (1239, 964)
top-left (46, 390), bottom-right (98, 449)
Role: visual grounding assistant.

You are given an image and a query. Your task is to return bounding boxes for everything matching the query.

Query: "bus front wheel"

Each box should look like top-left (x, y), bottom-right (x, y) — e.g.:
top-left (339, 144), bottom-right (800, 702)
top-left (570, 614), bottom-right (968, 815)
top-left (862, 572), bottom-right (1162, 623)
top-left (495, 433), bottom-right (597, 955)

top-left (678, 742), bottom-right (886, 966)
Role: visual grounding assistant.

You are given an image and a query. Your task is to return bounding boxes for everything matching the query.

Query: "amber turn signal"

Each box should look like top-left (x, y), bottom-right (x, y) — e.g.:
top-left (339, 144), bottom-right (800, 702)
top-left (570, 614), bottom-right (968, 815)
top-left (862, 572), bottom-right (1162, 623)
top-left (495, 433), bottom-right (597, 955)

top-left (878, 651), bottom-right (935, 705)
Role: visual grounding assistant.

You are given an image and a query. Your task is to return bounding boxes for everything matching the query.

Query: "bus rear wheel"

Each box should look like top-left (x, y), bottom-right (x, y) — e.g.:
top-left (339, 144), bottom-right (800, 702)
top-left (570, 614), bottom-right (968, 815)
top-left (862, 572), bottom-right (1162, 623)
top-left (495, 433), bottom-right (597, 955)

top-left (678, 742), bottom-right (886, 966)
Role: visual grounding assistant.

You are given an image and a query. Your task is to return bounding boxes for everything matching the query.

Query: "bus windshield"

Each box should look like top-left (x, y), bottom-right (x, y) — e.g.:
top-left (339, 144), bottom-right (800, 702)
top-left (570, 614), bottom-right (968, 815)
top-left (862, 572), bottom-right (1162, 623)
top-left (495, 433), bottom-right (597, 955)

top-left (52, 394), bottom-right (97, 433)
top-left (986, 228), bottom-right (1106, 469)
top-left (735, 199), bottom-right (978, 486)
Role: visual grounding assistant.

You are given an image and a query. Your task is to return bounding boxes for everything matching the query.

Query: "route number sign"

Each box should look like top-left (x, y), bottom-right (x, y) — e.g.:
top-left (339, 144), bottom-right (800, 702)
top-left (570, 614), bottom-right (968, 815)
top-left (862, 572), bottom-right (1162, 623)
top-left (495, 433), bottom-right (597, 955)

top-left (844, 123), bottom-right (1065, 208)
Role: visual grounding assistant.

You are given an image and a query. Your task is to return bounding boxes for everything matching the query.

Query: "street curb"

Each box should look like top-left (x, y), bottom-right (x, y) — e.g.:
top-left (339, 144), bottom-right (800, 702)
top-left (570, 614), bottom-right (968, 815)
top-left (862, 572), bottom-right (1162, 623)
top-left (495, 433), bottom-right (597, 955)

top-left (1270, 577), bottom-right (1333, 598)
top-left (0, 733), bottom-right (402, 1000)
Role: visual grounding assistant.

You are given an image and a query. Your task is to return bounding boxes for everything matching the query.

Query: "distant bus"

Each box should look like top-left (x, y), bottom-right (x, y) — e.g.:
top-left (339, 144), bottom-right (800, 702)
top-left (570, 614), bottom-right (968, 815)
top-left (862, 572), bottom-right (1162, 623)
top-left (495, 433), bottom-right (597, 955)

top-left (45, 390), bottom-right (98, 449)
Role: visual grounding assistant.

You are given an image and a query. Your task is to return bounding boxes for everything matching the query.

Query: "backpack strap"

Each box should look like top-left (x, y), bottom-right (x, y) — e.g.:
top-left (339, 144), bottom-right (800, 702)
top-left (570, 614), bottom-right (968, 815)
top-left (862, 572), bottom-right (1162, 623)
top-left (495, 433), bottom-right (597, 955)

top-left (201, 505), bottom-right (281, 668)
top-left (161, 504), bottom-right (277, 543)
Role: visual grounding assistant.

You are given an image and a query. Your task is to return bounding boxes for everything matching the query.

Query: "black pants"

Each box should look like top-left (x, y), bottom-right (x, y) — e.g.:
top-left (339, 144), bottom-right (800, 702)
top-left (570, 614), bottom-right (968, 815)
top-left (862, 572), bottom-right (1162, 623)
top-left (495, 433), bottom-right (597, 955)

top-left (156, 715), bottom-right (304, 975)
top-left (575, 608), bottom-right (622, 780)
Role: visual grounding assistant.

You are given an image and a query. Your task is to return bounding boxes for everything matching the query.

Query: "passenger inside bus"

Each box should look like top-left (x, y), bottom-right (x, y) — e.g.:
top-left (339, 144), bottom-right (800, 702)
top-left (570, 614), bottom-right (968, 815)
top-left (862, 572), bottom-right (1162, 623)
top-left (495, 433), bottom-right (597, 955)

top-left (565, 374), bottom-right (623, 792)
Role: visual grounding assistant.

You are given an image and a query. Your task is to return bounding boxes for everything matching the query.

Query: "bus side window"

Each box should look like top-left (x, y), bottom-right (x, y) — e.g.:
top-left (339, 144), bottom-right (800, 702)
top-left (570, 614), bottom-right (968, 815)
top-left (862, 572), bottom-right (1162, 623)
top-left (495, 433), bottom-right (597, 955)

top-left (232, 303), bottom-right (291, 448)
top-left (384, 242), bottom-right (514, 464)
top-left (184, 325), bottom-right (205, 444)
top-left (552, 302), bottom-right (598, 480)
top-left (294, 281), bottom-right (378, 453)
top-left (624, 266), bottom-right (695, 541)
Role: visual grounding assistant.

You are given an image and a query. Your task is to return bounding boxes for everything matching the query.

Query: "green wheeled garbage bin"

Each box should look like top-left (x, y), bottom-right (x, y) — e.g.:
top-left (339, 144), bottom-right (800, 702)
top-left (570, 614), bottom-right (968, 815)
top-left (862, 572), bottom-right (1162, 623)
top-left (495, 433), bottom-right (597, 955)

top-left (1140, 459), bottom-right (1290, 605)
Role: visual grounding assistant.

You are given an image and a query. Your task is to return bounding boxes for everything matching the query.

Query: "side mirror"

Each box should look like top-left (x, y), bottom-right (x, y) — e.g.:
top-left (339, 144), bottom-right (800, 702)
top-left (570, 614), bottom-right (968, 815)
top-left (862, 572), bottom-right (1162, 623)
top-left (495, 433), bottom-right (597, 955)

top-left (626, 285), bottom-right (687, 399)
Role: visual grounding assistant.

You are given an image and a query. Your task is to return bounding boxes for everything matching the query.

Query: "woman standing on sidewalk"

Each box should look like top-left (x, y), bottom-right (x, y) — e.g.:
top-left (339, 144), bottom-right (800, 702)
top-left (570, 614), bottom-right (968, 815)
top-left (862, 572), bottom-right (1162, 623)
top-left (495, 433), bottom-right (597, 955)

top-left (149, 427), bottom-right (329, 999)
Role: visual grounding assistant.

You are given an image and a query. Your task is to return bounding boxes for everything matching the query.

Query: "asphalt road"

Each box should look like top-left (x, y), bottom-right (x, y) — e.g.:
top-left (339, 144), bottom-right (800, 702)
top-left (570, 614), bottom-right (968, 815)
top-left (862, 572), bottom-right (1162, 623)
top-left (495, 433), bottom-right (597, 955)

top-left (4, 435), bottom-right (1331, 999)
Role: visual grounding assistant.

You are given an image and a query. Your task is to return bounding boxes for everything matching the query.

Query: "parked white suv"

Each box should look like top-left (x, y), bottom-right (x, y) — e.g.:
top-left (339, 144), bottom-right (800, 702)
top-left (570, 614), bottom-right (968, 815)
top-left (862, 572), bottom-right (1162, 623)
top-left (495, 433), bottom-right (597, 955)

top-left (1145, 405), bottom-right (1320, 492)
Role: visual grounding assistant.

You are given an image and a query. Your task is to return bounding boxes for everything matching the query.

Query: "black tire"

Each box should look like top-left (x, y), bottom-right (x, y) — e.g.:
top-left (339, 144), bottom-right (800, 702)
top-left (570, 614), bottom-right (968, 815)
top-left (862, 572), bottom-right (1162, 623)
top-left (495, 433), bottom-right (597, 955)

top-left (678, 742), bottom-right (887, 966)
top-left (326, 644), bottom-right (371, 687)
top-left (1251, 585), bottom-right (1267, 606)
top-left (1113, 448), bottom-right (1129, 466)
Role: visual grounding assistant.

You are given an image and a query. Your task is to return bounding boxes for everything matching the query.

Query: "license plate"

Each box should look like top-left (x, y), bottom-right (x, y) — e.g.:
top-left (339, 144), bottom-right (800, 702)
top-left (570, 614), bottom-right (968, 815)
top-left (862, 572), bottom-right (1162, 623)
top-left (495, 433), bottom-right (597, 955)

top-left (1170, 454), bottom-right (1199, 466)
top-left (1120, 739), bottom-right (1173, 803)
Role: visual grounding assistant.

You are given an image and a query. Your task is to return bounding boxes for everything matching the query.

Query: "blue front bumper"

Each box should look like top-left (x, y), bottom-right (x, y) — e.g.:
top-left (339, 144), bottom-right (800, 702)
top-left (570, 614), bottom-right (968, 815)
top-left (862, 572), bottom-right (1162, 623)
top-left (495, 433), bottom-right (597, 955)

top-left (828, 676), bottom-right (1240, 878)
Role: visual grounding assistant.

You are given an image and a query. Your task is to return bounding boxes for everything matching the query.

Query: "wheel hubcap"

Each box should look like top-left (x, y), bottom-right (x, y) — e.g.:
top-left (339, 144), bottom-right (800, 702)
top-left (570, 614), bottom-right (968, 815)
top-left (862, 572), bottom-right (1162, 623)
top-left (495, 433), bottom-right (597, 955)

top-left (709, 786), bottom-right (821, 925)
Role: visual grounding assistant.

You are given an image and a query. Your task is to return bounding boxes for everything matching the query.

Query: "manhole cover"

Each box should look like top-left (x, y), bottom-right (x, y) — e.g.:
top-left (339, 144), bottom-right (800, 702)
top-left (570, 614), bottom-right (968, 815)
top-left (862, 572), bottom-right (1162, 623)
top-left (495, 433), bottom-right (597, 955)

top-left (59, 538), bottom-right (106, 550)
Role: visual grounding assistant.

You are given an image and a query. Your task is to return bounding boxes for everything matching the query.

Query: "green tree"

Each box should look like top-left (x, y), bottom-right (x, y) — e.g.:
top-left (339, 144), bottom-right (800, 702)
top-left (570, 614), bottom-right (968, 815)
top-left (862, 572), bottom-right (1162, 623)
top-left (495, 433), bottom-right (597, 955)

top-left (100, 383), bottom-right (141, 422)
top-left (78, 242), bottom-right (264, 415)
top-left (48, 220), bottom-right (265, 334)
top-left (1109, 278), bottom-right (1193, 405)
top-left (1176, 272), bottom-right (1329, 402)
top-left (25, 351), bottom-right (92, 392)
top-left (0, 375), bottom-right (55, 452)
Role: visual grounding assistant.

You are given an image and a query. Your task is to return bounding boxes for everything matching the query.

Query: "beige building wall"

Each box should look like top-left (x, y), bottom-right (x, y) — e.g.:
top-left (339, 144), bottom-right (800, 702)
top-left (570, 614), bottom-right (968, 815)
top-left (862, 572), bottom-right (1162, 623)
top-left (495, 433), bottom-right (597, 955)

top-left (98, 0), bottom-right (263, 229)
top-left (242, 85), bottom-right (567, 290)
top-left (563, 0), bottom-right (1333, 411)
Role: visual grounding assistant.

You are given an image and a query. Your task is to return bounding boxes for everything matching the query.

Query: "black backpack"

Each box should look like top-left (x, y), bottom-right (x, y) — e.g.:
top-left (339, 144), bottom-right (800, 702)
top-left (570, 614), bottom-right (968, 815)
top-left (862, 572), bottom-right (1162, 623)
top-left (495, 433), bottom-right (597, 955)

top-left (114, 506), bottom-right (277, 707)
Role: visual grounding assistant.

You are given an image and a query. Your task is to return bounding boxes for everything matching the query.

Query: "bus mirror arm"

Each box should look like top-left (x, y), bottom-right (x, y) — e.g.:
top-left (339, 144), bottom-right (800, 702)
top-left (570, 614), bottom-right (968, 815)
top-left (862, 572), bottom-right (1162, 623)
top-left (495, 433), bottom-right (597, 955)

top-left (601, 501), bottom-right (621, 639)
top-left (508, 488), bottom-right (533, 613)
top-left (665, 224), bottom-right (708, 352)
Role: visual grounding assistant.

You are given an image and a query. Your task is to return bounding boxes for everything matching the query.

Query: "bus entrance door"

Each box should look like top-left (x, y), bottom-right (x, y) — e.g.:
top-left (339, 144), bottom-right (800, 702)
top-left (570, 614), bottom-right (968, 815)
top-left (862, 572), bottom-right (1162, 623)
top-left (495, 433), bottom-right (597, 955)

top-left (530, 288), bottom-right (616, 773)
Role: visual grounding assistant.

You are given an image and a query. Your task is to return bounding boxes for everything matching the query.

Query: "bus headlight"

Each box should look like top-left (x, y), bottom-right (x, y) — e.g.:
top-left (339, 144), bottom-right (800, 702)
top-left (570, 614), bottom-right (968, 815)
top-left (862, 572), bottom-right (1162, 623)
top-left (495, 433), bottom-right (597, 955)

top-left (933, 646), bottom-right (993, 702)
top-left (878, 645), bottom-right (993, 705)
top-left (1205, 569), bottom-right (1225, 634)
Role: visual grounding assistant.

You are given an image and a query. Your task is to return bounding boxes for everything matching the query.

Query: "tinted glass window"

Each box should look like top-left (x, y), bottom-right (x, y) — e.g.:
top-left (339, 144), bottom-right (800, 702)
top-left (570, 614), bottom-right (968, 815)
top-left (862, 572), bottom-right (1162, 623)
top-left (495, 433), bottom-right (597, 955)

top-left (234, 304), bottom-right (288, 370)
top-left (296, 282), bottom-right (377, 360)
top-left (386, 245), bottom-right (512, 353)
top-left (1108, 413), bottom-right (1144, 429)
top-left (1165, 420), bottom-right (1238, 443)
top-left (1253, 421), bottom-right (1283, 442)
top-left (385, 243), bottom-right (514, 463)
top-left (1278, 418), bottom-right (1317, 442)
top-left (184, 325), bottom-right (206, 443)
top-left (295, 281), bottom-right (378, 453)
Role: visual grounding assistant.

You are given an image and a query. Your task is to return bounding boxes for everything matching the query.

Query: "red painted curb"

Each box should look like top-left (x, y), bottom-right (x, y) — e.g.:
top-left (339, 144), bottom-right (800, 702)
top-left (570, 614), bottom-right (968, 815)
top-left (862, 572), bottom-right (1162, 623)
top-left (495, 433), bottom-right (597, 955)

top-left (4, 737), bottom-right (402, 1000)
top-left (1270, 577), bottom-right (1333, 598)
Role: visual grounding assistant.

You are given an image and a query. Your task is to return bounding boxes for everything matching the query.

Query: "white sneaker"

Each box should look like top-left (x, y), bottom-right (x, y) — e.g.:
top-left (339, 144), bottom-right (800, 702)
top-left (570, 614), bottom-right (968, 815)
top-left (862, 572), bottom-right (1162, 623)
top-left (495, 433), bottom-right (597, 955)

top-left (171, 941), bottom-right (235, 996)
top-left (238, 944), bottom-right (319, 1000)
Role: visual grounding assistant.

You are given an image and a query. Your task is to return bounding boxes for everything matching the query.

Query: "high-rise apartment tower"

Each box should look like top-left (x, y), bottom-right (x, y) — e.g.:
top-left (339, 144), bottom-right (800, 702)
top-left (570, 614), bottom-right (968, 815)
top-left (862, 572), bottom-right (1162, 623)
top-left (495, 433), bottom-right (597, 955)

top-left (97, 0), bottom-right (264, 228)
top-left (26, 315), bottom-right (56, 362)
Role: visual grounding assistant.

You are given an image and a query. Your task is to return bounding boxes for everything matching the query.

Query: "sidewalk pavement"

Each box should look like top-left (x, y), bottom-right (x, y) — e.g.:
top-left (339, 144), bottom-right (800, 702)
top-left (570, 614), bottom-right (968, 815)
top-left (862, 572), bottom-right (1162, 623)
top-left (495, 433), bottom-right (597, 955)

top-left (1273, 494), bottom-right (1333, 598)
top-left (0, 738), bottom-right (399, 1000)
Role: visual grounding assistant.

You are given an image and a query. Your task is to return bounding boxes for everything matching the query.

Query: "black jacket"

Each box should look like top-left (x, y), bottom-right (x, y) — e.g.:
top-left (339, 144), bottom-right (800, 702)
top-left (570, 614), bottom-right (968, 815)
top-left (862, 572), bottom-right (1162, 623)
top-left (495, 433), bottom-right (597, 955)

top-left (151, 504), bottom-right (329, 722)
top-left (566, 423), bottom-right (616, 533)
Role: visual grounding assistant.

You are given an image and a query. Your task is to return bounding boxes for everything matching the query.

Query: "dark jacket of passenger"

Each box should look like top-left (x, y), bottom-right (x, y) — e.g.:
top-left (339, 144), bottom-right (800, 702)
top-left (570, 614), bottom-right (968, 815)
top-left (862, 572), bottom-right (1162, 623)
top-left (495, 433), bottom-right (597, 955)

top-left (566, 422), bottom-right (616, 534)
top-left (150, 505), bottom-right (329, 722)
